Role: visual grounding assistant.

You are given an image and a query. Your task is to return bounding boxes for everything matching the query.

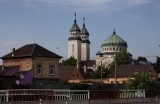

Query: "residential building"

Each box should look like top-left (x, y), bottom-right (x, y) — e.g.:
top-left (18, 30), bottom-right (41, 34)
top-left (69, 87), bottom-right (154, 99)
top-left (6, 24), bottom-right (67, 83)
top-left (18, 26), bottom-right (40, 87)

top-left (105, 65), bottom-right (157, 84)
top-left (1, 43), bottom-right (62, 86)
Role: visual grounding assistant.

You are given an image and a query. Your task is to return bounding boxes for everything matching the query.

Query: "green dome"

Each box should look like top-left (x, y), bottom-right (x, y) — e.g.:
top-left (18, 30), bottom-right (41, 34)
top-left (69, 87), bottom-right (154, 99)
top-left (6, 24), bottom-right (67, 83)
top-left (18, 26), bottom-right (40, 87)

top-left (70, 19), bottom-right (80, 32)
top-left (101, 31), bottom-right (127, 47)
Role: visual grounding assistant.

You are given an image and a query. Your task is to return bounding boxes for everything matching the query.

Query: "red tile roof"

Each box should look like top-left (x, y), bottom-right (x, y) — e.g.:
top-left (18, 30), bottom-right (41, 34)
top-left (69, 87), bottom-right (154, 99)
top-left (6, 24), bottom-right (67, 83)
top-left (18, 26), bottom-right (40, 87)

top-left (108, 65), bottom-right (157, 79)
top-left (81, 60), bottom-right (96, 66)
top-left (1, 43), bottom-right (62, 59)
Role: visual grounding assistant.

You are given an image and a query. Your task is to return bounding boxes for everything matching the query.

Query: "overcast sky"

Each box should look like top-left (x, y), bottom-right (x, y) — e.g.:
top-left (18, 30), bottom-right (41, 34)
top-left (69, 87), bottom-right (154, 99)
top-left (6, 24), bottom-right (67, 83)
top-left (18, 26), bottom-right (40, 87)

top-left (0, 0), bottom-right (160, 64)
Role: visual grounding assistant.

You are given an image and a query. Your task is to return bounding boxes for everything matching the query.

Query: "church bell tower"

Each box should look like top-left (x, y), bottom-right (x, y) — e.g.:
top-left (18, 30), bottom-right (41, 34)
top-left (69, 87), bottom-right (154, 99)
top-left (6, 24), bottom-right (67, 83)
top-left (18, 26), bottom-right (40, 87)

top-left (68, 13), bottom-right (81, 67)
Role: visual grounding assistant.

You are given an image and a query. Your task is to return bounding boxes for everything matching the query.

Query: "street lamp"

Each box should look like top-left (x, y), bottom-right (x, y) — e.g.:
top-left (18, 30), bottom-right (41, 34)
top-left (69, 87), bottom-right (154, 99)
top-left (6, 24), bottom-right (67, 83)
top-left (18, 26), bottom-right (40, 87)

top-left (96, 51), bottom-right (103, 80)
top-left (115, 51), bottom-right (117, 85)
top-left (115, 42), bottom-right (118, 85)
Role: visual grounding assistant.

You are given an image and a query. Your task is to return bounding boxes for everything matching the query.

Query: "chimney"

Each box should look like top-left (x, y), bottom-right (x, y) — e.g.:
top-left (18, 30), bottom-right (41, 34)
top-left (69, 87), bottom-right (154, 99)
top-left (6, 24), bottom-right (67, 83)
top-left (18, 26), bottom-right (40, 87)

top-left (12, 48), bottom-right (15, 56)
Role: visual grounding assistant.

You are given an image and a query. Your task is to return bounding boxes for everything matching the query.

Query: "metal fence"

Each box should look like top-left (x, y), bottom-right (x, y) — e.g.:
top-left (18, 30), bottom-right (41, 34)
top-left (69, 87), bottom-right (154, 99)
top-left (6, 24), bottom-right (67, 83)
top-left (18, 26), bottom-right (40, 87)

top-left (0, 89), bottom-right (160, 104)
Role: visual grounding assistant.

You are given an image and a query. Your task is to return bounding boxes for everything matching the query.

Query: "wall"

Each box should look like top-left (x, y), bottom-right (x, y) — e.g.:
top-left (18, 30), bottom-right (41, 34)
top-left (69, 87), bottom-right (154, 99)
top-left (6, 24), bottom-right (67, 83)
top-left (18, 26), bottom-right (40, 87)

top-left (33, 57), bottom-right (59, 79)
top-left (104, 77), bottom-right (127, 84)
top-left (3, 58), bottom-right (32, 71)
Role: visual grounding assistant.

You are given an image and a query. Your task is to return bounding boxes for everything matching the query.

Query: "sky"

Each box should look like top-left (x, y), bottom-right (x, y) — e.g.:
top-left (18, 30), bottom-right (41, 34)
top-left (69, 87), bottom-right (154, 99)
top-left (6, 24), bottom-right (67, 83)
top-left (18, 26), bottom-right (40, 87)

top-left (0, 0), bottom-right (160, 64)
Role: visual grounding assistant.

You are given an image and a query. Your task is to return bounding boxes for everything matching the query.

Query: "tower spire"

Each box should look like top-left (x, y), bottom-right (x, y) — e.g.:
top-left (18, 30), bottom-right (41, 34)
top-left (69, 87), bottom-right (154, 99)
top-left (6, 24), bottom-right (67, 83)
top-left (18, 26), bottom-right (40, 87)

top-left (83, 17), bottom-right (85, 27)
top-left (74, 12), bottom-right (77, 23)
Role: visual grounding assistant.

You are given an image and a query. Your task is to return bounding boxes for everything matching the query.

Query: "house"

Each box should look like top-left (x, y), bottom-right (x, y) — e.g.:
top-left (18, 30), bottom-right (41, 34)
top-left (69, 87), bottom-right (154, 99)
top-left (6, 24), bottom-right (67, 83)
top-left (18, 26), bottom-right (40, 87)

top-left (1, 43), bottom-right (62, 86)
top-left (104, 65), bottom-right (157, 84)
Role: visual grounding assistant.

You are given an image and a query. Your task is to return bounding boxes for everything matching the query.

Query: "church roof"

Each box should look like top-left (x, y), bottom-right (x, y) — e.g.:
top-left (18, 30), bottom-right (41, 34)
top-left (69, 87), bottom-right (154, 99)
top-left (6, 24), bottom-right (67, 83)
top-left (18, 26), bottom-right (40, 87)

top-left (70, 20), bottom-right (80, 32)
top-left (1, 43), bottom-right (62, 59)
top-left (81, 25), bottom-right (89, 35)
top-left (81, 18), bottom-right (89, 35)
top-left (101, 29), bottom-right (127, 47)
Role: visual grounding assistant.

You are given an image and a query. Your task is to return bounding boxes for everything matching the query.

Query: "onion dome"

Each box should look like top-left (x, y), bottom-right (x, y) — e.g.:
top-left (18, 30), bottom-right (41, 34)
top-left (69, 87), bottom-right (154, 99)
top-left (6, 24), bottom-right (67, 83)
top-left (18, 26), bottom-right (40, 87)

top-left (101, 29), bottom-right (127, 47)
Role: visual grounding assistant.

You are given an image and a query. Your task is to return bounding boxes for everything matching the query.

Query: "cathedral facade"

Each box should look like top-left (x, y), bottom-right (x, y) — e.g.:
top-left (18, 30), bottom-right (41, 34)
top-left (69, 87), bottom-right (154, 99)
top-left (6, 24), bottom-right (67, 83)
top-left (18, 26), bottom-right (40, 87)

top-left (68, 14), bottom-right (90, 66)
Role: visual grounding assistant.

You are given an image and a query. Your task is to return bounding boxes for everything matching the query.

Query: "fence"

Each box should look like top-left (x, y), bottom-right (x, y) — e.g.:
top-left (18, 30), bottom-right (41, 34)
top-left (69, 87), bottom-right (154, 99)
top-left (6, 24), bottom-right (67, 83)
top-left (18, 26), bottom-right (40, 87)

top-left (0, 89), bottom-right (159, 104)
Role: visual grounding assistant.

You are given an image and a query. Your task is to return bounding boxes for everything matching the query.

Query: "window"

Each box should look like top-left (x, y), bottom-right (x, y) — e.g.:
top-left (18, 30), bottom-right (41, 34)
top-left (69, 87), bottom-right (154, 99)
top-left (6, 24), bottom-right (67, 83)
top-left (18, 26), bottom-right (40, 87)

top-left (36, 64), bottom-right (42, 75)
top-left (49, 65), bottom-right (55, 75)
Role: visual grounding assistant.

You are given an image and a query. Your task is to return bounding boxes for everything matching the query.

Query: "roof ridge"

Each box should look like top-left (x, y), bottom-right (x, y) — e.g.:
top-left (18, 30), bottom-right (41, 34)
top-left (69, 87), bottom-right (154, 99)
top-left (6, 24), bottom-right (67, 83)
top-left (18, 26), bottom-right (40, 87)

top-left (30, 43), bottom-right (36, 56)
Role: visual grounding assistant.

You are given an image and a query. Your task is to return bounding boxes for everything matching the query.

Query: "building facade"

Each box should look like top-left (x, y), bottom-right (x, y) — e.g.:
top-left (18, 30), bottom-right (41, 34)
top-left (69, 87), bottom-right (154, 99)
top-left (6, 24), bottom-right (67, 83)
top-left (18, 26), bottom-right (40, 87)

top-left (1, 43), bottom-right (62, 85)
top-left (68, 14), bottom-right (90, 67)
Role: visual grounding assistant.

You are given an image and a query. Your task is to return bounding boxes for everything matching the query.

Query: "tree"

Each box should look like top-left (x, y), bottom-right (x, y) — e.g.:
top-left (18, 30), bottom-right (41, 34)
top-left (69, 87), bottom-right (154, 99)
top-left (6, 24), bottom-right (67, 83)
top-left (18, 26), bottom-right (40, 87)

top-left (153, 56), bottom-right (160, 73)
top-left (125, 72), bottom-right (160, 90)
top-left (114, 50), bottom-right (131, 65)
top-left (59, 57), bottom-right (77, 66)
top-left (137, 56), bottom-right (147, 62)
top-left (94, 65), bottom-right (112, 79)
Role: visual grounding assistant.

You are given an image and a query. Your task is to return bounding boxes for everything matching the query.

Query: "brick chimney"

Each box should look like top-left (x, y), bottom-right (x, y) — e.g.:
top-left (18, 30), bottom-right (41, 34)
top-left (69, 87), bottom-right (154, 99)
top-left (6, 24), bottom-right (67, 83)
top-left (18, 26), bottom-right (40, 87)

top-left (12, 48), bottom-right (15, 56)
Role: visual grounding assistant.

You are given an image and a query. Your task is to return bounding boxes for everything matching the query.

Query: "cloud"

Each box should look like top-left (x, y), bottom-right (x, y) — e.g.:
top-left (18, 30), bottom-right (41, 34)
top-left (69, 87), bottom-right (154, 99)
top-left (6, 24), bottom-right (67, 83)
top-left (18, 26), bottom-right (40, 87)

top-left (3, 41), bottom-right (25, 48)
top-left (18, 0), bottom-right (152, 13)
top-left (4, 41), bottom-right (18, 46)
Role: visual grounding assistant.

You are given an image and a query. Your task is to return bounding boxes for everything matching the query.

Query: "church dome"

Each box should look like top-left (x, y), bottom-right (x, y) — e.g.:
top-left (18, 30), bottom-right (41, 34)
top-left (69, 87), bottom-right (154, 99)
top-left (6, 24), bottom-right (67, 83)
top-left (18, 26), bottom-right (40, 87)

top-left (101, 30), bottom-right (127, 47)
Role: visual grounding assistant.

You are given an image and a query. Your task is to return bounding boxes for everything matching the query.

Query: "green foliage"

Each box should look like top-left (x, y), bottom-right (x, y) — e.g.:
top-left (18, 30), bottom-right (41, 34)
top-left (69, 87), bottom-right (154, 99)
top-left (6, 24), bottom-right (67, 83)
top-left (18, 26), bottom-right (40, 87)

top-left (114, 50), bottom-right (131, 65)
top-left (137, 56), bottom-right (147, 62)
top-left (59, 57), bottom-right (77, 66)
top-left (125, 72), bottom-right (160, 90)
top-left (94, 65), bottom-right (113, 79)
top-left (153, 56), bottom-right (160, 73)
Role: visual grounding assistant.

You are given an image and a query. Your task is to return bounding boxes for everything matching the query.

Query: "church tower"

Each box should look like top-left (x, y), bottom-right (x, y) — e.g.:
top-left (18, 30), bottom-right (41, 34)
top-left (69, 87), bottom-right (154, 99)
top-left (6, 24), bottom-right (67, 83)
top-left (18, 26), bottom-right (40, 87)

top-left (81, 17), bottom-right (90, 61)
top-left (68, 13), bottom-right (81, 66)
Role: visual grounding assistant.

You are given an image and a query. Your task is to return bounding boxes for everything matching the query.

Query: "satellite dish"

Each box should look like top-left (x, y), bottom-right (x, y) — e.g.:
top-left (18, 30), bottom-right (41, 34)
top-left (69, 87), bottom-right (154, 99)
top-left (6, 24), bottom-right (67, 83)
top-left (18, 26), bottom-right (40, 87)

top-left (20, 74), bottom-right (24, 79)
top-left (158, 73), bottom-right (160, 78)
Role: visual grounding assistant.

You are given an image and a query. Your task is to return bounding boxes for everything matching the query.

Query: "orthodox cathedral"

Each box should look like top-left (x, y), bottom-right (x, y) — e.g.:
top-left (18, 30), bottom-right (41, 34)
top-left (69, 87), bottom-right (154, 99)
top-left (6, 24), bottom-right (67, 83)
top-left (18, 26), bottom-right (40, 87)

top-left (68, 13), bottom-right (128, 67)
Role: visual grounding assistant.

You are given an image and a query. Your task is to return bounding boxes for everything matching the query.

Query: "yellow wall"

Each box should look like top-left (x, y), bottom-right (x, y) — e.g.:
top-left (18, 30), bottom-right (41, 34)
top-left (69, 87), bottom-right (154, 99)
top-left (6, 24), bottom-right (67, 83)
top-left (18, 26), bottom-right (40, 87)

top-left (3, 57), bottom-right (60, 79)
top-left (33, 57), bottom-right (59, 79)
top-left (3, 58), bottom-right (32, 71)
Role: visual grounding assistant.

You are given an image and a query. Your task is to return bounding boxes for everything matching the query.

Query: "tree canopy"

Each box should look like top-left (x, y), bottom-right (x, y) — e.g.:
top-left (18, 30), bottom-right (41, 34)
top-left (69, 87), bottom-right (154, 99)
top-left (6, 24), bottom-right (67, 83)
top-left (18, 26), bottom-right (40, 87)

top-left (114, 50), bottom-right (131, 65)
top-left (59, 57), bottom-right (77, 66)
top-left (94, 65), bottom-right (112, 79)
top-left (125, 72), bottom-right (160, 90)
top-left (153, 56), bottom-right (160, 73)
top-left (137, 56), bottom-right (147, 63)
